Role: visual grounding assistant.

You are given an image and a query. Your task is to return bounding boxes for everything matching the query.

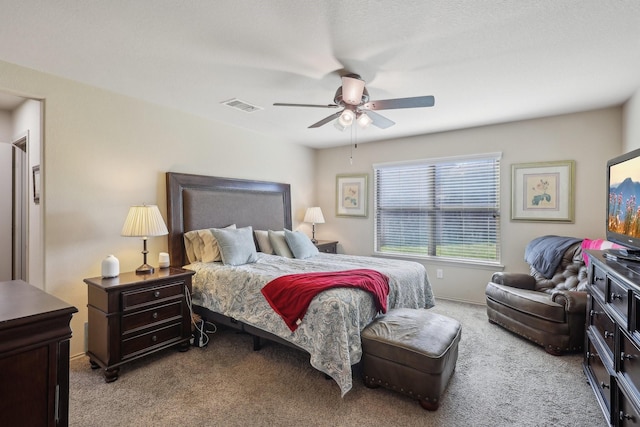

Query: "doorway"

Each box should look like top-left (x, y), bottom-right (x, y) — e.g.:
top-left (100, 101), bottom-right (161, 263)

top-left (0, 95), bottom-right (42, 286)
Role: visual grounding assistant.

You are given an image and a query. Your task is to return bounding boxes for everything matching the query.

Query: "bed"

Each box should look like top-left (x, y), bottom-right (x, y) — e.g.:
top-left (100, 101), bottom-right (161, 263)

top-left (166, 172), bottom-right (435, 395)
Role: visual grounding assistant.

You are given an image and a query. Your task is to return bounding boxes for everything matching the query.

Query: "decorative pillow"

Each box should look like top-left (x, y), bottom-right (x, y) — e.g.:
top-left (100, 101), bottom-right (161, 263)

top-left (199, 224), bottom-right (236, 263)
top-left (268, 230), bottom-right (293, 258)
top-left (254, 230), bottom-right (274, 254)
top-left (183, 230), bottom-right (202, 263)
top-left (581, 238), bottom-right (624, 265)
top-left (211, 226), bottom-right (258, 266)
top-left (284, 229), bottom-right (319, 259)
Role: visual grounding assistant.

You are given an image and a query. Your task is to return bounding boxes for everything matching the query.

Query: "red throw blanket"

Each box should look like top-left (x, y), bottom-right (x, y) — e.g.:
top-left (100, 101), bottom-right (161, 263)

top-left (261, 269), bottom-right (389, 332)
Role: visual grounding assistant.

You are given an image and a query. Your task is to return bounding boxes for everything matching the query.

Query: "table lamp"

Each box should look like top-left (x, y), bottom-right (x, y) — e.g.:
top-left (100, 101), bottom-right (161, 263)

top-left (303, 207), bottom-right (325, 243)
top-left (121, 204), bottom-right (168, 274)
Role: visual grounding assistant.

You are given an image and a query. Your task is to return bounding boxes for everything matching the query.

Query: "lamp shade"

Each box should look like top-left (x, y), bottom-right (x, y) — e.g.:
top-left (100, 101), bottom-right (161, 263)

top-left (303, 207), bottom-right (325, 224)
top-left (121, 205), bottom-right (168, 237)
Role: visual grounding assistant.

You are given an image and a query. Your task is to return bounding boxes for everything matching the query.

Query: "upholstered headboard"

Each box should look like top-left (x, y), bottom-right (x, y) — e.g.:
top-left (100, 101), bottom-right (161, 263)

top-left (165, 172), bottom-right (292, 267)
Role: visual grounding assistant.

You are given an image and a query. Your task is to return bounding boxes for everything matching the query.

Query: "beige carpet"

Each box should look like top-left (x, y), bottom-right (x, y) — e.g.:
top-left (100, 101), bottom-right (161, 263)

top-left (69, 299), bottom-right (604, 427)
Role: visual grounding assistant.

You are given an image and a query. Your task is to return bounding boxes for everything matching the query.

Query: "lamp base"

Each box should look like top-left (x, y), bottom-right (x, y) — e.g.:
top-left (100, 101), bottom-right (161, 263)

top-left (135, 264), bottom-right (155, 275)
top-left (311, 238), bottom-right (318, 244)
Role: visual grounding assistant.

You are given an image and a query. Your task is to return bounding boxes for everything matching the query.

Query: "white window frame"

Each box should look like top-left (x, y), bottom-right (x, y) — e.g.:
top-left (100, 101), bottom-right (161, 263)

top-left (373, 152), bottom-right (502, 265)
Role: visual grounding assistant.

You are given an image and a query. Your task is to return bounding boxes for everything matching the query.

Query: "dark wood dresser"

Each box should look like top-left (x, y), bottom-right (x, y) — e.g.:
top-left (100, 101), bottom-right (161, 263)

top-left (584, 250), bottom-right (640, 426)
top-left (84, 267), bottom-right (194, 382)
top-left (0, 280), bottom-right (78, 427)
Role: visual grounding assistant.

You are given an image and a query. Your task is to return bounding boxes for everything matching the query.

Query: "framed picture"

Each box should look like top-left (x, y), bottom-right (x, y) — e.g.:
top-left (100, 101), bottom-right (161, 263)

top-left (511, 160), bottom-right (575, 222)
top-left (32, 165), bottom-right (40, 205)
top-left (336, 174), bottom-right (368, 217)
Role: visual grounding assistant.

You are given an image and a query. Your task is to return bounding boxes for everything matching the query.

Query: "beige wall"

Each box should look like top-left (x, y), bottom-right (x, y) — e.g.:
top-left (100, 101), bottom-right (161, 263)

top-left (316, 108), bottom-right (623, 304)
top-left (624, 89), bottom-right (640, 152)
top-left (0, 56), bottom-right (630, 355)
top-left (0, 60), bottom-right (316, 357)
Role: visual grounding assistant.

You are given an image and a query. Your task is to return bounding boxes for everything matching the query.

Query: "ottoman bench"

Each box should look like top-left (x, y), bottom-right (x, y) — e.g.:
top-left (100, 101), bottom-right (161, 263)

top-left (361, 308), bottom-right (461, 411)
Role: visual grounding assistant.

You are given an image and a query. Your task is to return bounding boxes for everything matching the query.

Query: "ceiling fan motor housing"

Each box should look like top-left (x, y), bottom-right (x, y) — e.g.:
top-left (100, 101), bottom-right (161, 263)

top-left (334, 75), bottom-right (369, 106)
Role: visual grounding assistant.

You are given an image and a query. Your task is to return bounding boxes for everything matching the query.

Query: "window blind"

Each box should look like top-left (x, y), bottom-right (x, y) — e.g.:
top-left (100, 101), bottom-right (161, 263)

top-left (374, 153), bottom-right (501, 262)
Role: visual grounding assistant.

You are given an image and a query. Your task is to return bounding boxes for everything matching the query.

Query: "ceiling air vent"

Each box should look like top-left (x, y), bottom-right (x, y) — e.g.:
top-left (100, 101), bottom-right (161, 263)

top-left (221, 98), bottom-right (263, 113)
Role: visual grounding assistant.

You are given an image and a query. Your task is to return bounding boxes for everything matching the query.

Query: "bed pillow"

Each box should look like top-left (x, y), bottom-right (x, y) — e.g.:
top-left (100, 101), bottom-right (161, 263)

top-left (211, 226), bottom-right (258, 266)
top-left (268, 230), bottom-right (294, 258)
top-left (284, 229), bottom-right (319, 259)
top-left (199, 224), bottom-right (237, 263)
top-left (183, 230), bottom-right (202, 263)
top-left (254, 230), bottom-right (274, 254)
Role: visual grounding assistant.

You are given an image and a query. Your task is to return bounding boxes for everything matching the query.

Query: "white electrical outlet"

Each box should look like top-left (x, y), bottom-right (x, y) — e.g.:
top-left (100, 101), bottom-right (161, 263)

top-left (436, 269), bottom-right (444, 279)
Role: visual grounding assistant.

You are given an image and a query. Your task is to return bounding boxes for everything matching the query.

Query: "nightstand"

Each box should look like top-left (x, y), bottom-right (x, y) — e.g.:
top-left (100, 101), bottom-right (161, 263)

top-left (315, 240), bottom-right (338, 254)
top-left (84, 267), bottom-right (195, 382)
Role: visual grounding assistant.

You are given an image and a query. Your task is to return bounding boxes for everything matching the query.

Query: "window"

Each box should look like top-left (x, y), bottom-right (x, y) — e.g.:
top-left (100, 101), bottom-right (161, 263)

top-left (374, 153), bottom-right (501, 263)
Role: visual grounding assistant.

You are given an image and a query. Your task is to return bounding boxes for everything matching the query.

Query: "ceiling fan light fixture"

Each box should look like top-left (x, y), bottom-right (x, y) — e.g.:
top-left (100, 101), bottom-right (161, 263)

top-left (334, 119), bottom-right (347, 131)
top-left (341, 76), bottom-right (365, 105)
top-left (338, 109), bottom-right (355, 127)
top-left (357, 112), bottom-right (373, 128)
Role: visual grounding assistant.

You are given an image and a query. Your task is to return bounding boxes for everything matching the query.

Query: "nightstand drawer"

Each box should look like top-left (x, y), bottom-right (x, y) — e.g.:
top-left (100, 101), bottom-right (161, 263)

top-left (121, 301), bottom-right (183, 335)
top-left (121, 323), bottom-right (182, 359)
top-left (122, 281), bottom-right (184, 310)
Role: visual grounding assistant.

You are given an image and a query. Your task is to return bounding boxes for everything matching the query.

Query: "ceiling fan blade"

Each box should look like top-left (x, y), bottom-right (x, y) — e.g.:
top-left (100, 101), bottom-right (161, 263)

top-left (364, 95), bottom-right (435, 111)
top-left (365, 111), bottom-right (395, 129)
top-left (274, 102), bottom-right (339, 108)
top-left (308, 111), bottom-right (342, 128)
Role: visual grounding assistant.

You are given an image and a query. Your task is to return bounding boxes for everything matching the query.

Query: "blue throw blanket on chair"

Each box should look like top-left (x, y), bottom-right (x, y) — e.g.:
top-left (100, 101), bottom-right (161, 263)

top-left (524, 235), bottom-right (583, 279)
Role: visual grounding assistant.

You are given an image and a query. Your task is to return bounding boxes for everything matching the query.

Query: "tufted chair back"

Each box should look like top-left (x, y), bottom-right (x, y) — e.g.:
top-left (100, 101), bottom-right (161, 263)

top-left (529, 242), bottom-right (589, 293)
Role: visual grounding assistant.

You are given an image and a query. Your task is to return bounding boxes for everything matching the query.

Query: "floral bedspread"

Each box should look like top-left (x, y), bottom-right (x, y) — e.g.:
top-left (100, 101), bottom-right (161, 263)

top-left (186, 252), bottom-right (434, 396)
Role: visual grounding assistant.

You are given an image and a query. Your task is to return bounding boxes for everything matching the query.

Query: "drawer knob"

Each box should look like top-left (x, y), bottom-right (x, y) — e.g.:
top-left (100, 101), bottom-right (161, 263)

top-left (600, 381), bottom-right (610, 389)
top-left (152, 312), bottom-right (158, 319)
top-left (151, 335), bottom-right (158, 342)
top-left (154, 291), bottom-right (160, 298)
top-left (620, 411), bottom-right (635, 421)
top-left (622, 352), bottom-right (634, 361)
top-left (610, 292), bottom-right (622, 301)
top-left (586, 351), bottom-right (597, 359)
top-left (604, 330), bottom-right (614, 340)
top-left (595, 276), bottom-right (604, 282)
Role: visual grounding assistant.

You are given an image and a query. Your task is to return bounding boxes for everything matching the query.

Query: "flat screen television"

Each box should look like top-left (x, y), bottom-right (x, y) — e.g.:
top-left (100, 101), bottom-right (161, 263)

top-left (606, 147), bottom-right (640, 259)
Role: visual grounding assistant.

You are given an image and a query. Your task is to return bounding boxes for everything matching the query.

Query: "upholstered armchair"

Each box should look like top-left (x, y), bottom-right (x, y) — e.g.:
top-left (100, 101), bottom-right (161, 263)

top-left (485, 236), bottom-right (589, 355)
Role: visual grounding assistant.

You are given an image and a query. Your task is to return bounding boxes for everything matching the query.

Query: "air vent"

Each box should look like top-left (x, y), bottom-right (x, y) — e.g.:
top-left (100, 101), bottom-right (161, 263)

top-left (221, 98), bottom-right (263, 113)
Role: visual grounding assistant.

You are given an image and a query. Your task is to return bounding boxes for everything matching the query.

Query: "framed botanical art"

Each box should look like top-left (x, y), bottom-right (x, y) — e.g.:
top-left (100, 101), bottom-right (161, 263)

top-left (511, 160), bottom-right (575, 222)
top-left (336, 174), bottom-right (368, 217)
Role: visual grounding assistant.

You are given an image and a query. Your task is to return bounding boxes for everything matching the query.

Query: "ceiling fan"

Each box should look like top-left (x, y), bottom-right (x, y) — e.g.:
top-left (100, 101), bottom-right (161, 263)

top-left (273, 74), bottom-right (435, 130)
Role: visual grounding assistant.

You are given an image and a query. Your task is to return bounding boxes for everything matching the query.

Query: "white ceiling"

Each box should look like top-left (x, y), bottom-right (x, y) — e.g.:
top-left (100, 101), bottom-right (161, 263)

top-left (1, 1), bottom-right (639, 148)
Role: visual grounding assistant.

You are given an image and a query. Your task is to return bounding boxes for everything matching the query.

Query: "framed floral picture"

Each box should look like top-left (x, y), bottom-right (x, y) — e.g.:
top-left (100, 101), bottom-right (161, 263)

top-left (336, 174), bottom-right (368, 217)
top-left (511, 160), bottom-right (575, 222)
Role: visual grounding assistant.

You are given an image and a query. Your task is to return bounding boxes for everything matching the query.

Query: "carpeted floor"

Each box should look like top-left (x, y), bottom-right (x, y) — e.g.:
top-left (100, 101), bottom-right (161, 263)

top-left (69, 299), bottom-right (604, 427)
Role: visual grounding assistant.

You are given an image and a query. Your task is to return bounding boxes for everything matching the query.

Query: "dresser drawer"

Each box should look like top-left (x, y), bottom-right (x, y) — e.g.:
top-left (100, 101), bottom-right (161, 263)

top-left (121, 301), bottom-right (183, 335)
top-left (618, 382), bottom-right (640, 426)
top-left (122, 281), bottom-right (184, 310)
top-left (591, 264), bottom-right (608, 299)
top-left (609, 277), bottom-right (631, 327)
top-left (590, 297), bottom-right (616, 357)
top-left (121, 323), bottom-right (182, 359)
top-left (586, 337), bottom-right (613, 412)
top-left (620, 329), bottom-right (640, 397)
